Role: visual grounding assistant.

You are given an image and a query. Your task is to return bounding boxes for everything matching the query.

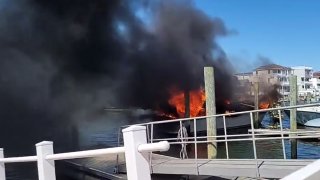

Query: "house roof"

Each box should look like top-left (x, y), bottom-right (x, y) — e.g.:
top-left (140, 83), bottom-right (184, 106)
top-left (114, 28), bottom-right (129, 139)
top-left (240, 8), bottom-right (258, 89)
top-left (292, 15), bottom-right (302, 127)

top-left (313, 71), bottom-right (320, 77)
top-left (234, 72), bottom-right (253, 76)
top-left (255, 64), bottom-right (291, 71)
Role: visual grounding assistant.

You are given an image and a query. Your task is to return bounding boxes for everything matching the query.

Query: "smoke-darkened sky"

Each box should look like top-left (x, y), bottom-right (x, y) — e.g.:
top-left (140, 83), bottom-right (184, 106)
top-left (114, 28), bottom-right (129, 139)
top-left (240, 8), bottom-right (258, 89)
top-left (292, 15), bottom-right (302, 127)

top-left (0, 0), bottom-right (235, 153)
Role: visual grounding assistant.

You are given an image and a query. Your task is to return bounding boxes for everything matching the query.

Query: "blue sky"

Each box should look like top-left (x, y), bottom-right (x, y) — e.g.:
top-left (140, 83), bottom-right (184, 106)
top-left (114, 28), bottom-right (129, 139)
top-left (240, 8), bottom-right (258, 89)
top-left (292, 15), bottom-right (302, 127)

top-left (195, 0), bottom-right (320, 72)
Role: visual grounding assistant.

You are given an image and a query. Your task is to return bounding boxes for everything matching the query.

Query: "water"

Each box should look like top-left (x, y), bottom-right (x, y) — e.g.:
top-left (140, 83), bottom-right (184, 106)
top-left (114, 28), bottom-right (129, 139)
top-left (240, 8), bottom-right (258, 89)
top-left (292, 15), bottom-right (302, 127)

top-left (6, 113), bottom-right (320, 179)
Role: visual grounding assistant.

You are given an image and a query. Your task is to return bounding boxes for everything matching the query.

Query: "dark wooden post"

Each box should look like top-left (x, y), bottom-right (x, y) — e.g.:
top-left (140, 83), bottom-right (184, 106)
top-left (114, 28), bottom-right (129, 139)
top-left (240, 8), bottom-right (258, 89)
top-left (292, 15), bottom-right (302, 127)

top-left (290, 75), bottom-right (297, 159)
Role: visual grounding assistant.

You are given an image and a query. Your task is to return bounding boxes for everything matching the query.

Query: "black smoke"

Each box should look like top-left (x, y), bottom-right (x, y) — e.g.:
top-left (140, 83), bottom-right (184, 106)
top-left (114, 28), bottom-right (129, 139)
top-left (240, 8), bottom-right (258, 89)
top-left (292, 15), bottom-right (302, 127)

top-left (0, 0), bottom-right (234, 153)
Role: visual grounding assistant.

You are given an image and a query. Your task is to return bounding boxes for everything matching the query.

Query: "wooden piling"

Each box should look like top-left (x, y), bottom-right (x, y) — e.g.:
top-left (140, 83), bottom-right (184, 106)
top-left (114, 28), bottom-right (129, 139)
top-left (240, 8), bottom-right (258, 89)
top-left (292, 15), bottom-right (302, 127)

top-left (253, 82), bottom-right (259, 128)
top-left (307, 93), bottom-right (311, 104)
top-left (204, 67), bottom-right (217, 159)
top-left (289, 75), bottom-right (297, 159)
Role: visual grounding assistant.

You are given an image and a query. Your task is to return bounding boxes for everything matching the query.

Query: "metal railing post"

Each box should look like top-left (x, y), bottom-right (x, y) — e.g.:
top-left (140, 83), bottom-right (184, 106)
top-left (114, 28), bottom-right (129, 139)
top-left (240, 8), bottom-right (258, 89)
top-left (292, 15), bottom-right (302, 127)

top-left (0, 148), bottom-right (5, 180)
top-left (223, 115), bottom-right (229, 159)
top-left (122, 125), bottom-right (151, 180)
top-left (193, 119), bottom-right (198, 174)
top-left (250, 112), bottom-right (259, 178)
top-left (115, 127), bottom-right (121, 174)
top-left (150, 124), bottom-right (154, 172)
top-left (278, 110), bottom-right (286, 159)
top-left (36, 141), bottom-right (56, 180)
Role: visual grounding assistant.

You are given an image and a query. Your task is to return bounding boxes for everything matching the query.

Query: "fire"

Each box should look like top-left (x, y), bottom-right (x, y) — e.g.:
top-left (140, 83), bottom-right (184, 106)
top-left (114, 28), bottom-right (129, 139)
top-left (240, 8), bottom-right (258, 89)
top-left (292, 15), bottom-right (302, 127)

top-left (168, 88), bottom-right (206, 117)
top-left (259, 102), bottom-right (270, 109)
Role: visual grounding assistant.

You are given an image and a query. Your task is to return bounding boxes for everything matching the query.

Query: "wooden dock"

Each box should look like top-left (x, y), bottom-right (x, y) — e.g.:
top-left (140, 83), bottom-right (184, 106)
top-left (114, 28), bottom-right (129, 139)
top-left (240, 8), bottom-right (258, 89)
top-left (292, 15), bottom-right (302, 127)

top-left (151, 157), bottom-right (314, 179)
top-left (66, 153), bottom-right (315, 179)
top-left (63, 153), bottom-right (127, 179)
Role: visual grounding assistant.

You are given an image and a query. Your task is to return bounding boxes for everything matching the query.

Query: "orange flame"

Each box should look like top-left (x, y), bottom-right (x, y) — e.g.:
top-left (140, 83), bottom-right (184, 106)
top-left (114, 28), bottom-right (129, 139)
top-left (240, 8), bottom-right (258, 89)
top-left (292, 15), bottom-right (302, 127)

top-left (259, 102), bottom-right (270, 109)
top-left (168, 88), bottom-right (206, 117)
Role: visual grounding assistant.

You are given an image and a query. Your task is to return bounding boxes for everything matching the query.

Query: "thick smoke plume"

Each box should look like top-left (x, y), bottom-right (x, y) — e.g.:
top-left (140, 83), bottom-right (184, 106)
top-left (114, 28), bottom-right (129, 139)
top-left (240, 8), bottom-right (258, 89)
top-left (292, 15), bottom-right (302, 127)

top-left (0, 0), bottom-right (234, 153)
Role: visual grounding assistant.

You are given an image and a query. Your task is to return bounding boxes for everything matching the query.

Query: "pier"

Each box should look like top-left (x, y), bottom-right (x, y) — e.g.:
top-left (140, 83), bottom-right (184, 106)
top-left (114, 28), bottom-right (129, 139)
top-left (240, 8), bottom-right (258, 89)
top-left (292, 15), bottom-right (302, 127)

top-left (68, 103), bottom-right (320, 179)
top-left (1, 103), bottom-right (320, 180)
top-left (66, 154), bottom-right (315, 179)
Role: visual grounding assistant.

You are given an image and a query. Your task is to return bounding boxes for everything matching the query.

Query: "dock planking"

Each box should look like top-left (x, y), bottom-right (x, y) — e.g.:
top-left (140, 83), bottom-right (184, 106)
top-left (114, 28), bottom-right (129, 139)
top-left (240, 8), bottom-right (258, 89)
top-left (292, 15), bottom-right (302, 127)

top-left (63, 153), bottom-right (127, 179)
top-left (151, 157), bottom-right (314, 179)
top-left (66, 153), bottom-right (315, 179)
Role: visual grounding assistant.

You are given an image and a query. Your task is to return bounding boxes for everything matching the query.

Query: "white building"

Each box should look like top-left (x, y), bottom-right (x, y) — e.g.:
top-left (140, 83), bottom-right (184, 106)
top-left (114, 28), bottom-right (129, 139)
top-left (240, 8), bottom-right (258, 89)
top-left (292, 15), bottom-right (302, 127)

top-left (311, 71), bottom-right (320, 95)
top-left (291, 66), bottom-right (314, 96)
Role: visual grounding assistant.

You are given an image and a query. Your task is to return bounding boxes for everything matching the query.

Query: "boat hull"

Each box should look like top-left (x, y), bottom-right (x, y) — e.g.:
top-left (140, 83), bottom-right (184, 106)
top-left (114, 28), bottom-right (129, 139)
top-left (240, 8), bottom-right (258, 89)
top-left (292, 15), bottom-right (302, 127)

top-left (151, 112), bottom-right (266, 137)
top-left (284, 107), bottom-right (320, 125)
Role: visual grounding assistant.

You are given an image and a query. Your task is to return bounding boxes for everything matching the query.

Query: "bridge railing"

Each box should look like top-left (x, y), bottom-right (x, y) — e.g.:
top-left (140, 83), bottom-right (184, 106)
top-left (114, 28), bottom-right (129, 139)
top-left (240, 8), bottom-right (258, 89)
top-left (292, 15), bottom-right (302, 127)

top-left (119, 103), bottom-right (320, 177)
top-left (0, 125), bottom-right (169, 180)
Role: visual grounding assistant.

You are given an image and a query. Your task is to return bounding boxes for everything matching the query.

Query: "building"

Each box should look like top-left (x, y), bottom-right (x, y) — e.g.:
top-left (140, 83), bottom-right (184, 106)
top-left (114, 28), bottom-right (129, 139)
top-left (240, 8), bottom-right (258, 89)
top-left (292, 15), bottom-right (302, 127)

top-left (291, 66), bottom-right (314, 96)
top-left (234, 72), bottom-right (252, 83)
top-left (253, 64), bottom-right (291, 97)
top-left (311, 71), bottom-right (320, 95)
top-left (234, 72), bottom-right (253, 98)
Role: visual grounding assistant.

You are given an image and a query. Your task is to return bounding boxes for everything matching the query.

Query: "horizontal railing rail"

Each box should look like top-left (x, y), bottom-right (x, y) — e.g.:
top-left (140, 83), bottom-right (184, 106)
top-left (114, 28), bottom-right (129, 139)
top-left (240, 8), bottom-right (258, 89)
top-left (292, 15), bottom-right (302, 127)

top-left (138, 141), bottom-right (169, 152)
top-left (0, 125), bottom-right (169, 180)
top-left (45, 147), bottom-right (126, 161)
top-left (0, 155), bottom-right (37, 163)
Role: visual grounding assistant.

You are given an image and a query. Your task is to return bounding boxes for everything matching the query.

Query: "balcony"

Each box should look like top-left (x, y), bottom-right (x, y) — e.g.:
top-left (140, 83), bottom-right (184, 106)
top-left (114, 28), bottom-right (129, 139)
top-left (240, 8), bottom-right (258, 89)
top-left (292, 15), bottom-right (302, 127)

top-left (280, 82), bottom-right (290, 86)
top-left (276, 73), bottom-right (290, 77)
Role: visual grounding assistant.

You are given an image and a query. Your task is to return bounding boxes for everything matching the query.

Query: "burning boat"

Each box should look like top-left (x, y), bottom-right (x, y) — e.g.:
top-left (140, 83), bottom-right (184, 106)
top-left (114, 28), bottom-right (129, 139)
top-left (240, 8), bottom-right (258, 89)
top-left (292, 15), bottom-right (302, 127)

top-left (152, 88), bottom-right (268, 135)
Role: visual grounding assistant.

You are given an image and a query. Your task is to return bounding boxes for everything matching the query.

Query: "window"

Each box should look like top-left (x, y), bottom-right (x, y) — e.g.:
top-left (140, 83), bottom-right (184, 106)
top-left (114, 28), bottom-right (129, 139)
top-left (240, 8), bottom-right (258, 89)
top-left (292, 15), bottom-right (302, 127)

top-left (301, 77), bottom-right (304, 81)
top-left (272, 70), bottom-right (277, 73)
top-left (268, 70), bottom-right (271, 74)
top-left (285, 86), bottom-right (290, 92)
top-left (302, 85), bottom-right (305, 89)
top-left (256, 71), bottom-right (258, 75)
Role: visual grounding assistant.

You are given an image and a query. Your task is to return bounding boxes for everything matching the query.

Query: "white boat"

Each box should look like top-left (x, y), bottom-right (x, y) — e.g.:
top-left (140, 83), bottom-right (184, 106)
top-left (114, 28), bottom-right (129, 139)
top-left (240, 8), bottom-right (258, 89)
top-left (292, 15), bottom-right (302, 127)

top-left (304, 118), bottom-right (320, 127)
top-left (285, 106), bottom-right (320, 125)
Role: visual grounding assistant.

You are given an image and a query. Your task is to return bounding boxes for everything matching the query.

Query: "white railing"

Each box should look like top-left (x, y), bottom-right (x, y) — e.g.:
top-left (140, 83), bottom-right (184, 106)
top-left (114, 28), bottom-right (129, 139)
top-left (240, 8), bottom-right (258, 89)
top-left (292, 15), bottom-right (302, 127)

top-left (118, 103), bottom-right (320, 178)
top-left (282, 159), bottom-right (320, 180)
top-left (0, 125), bottom-right (170, 180)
